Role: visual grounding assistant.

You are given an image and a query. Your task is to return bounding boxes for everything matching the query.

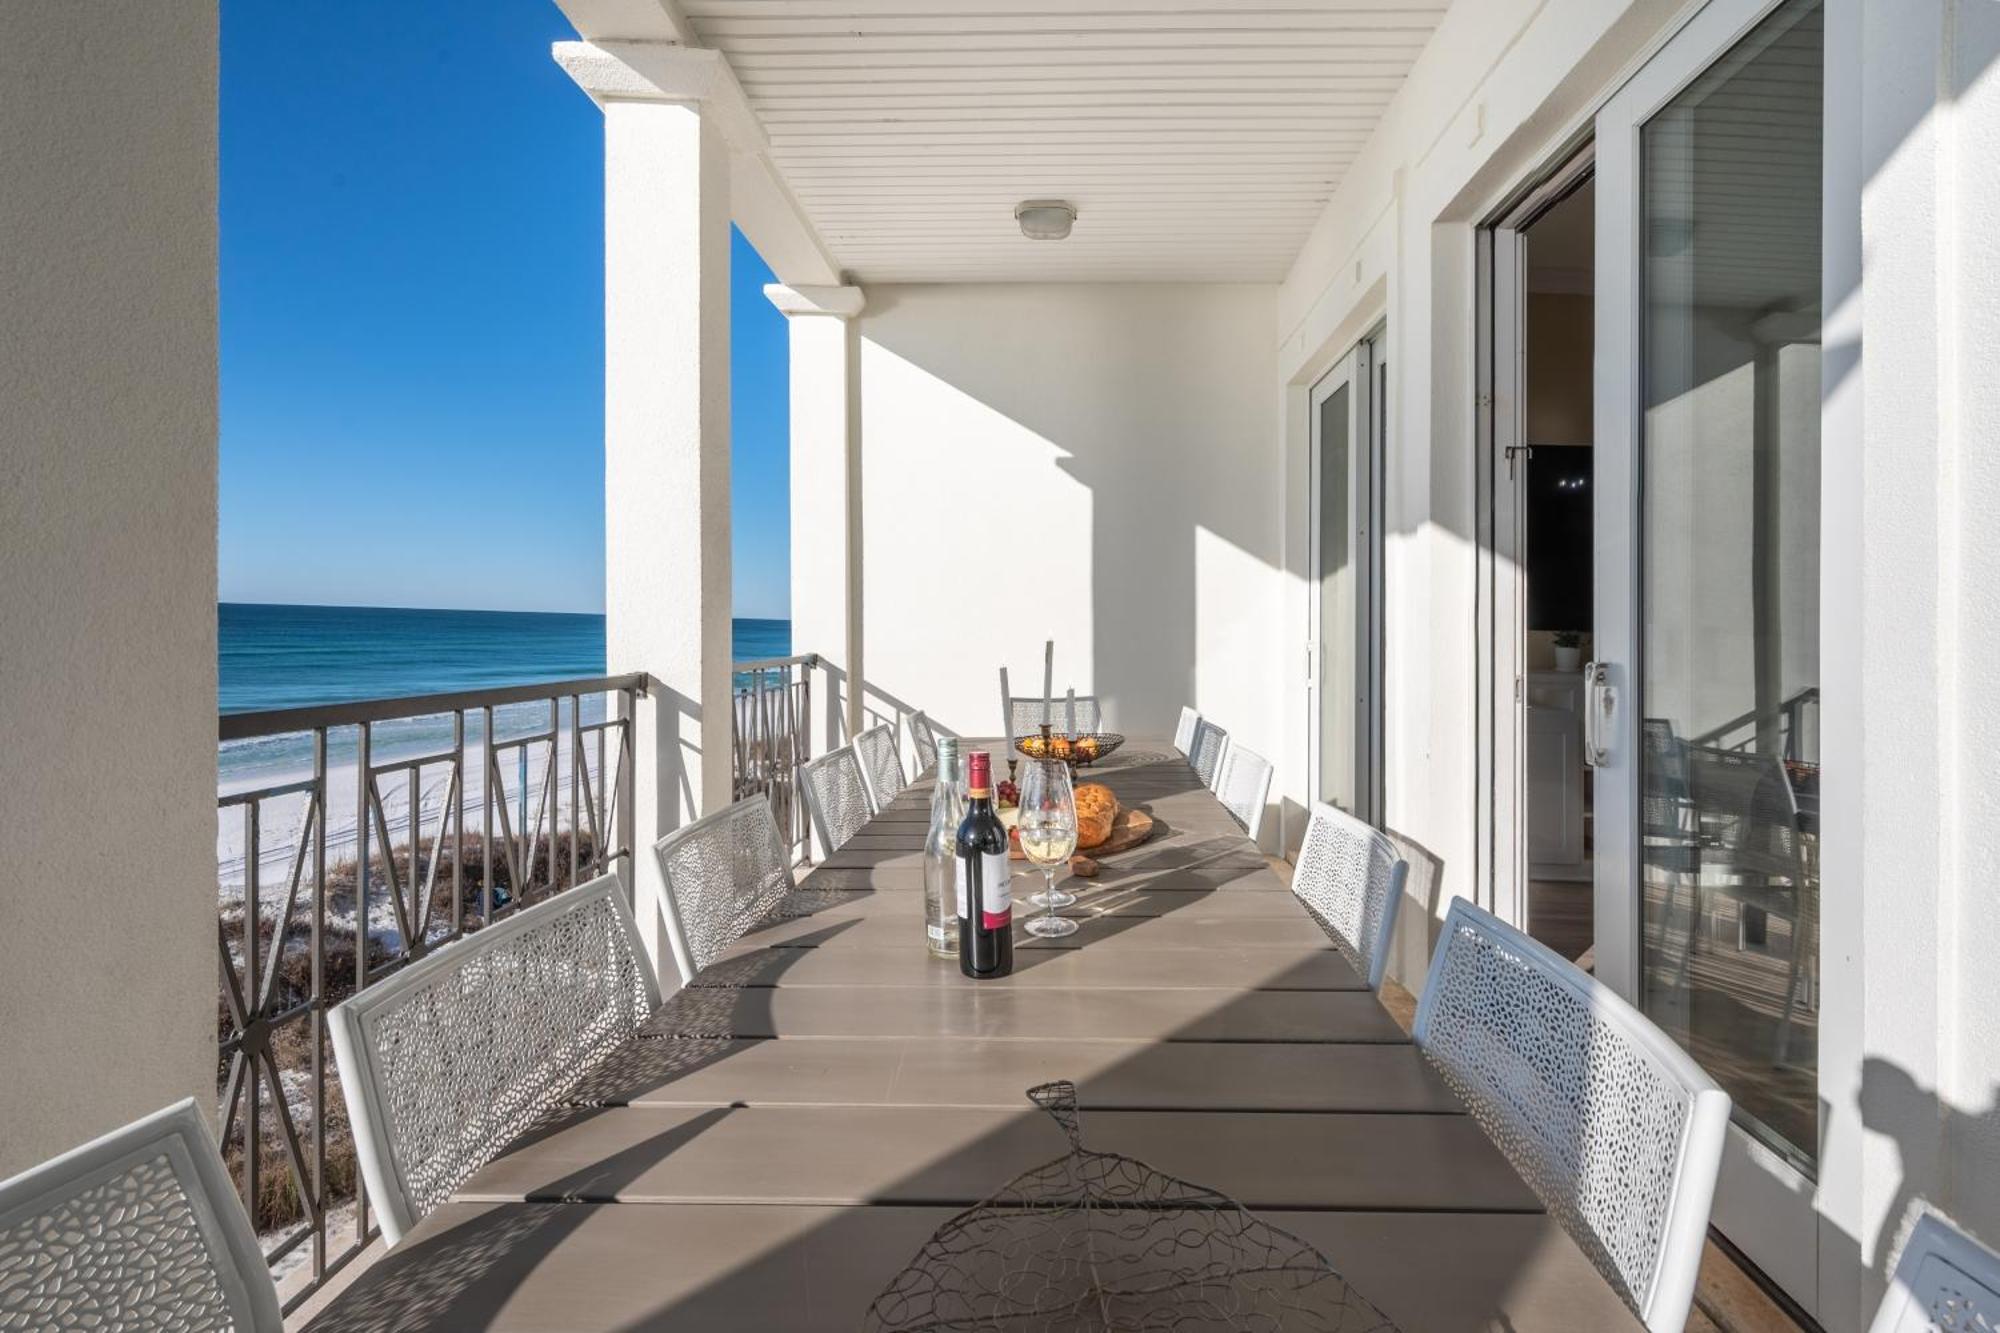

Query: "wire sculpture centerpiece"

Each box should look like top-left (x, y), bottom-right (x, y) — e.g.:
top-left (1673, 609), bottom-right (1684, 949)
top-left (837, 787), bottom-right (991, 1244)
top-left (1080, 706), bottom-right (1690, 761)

top-left (1012, 731), bottom-right (1126, 771)
top-left (861, 1082), bottom-right (1400, 1333)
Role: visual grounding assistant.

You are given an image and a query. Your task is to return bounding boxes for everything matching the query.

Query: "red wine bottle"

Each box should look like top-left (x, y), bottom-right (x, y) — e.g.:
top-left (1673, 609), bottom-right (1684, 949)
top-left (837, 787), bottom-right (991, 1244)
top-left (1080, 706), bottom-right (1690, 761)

top-left (956, 750), bottom-right (1014, 979)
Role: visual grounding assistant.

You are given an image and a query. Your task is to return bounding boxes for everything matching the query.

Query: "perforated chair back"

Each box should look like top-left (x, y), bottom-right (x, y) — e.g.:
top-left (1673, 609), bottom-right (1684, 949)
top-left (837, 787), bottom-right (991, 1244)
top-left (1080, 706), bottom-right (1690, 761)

top-left (654, 794), bottom-right (798, 985)
top-left (1290, 801), bottom-right (1405, 989)
top-left (800, 745), bottom-right (872, 855)
top-left (0, 1099), bottom-right (282, 1331)
top-left (1415, 897), bottom-right (1730, 1333)
top-left (855, 723), bottom-right (908, 810)
top-left (1187, 718), bottom-right (1230, 790)
top-left (1641, 719), bottom-right (1694, 841)
top-left (328, 874), bottom-right (660, 1246)
top-left (1006, 695), bottom-right (1103, 742)
top-left (1173, 706), bottom-right (1200, 755)
top-left (908, 711), bottom-right (939, 772)
top-left (1869, 1209), bottom-right (2000, 1333)
top-left (1215, 744), bottom-right (1274, 842)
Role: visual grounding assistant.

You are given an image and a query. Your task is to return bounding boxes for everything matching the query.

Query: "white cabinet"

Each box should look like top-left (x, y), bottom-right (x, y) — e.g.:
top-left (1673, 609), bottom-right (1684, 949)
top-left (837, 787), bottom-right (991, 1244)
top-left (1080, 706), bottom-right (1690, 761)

top-left (1526, 669), bottom-right (1589, 880)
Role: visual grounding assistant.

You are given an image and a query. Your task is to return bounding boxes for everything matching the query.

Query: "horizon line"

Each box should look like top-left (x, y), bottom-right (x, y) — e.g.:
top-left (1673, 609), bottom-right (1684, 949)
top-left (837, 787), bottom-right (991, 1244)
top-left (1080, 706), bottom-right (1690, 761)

top-left (219, 599), bottom-right (792, 621)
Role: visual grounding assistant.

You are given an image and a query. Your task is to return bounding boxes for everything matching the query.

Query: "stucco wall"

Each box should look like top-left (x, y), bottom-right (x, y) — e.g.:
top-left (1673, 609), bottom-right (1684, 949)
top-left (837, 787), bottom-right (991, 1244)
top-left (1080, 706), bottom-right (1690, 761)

top-left (851, 284), bottom-right (1283, 843)
top-left (1943, 0), bottom-right (2000, 1262)
top-left (1265, 0), bottom-right (2000, 1324)
top-left (0, 3), bottom-right (218, 1175)
top-left (1271, 0), bottom-right (1689, 1001)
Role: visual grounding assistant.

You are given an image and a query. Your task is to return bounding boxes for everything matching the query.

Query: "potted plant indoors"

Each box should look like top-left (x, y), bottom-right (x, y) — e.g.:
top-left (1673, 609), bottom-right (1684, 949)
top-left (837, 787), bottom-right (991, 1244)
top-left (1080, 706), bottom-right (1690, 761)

top-left (1552, 630), bottom-right (1585, 672)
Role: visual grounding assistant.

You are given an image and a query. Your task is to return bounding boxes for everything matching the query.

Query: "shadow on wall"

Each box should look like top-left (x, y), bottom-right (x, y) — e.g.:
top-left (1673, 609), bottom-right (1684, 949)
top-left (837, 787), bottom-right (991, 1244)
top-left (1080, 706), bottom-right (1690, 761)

top-left (808, 660), bottom-right (956, 779)
top-left (1380, 828), bottom-right (1446, 993)
top-left (852, 285), bottom-right (1281, 749)
top-left (1857, 1058), bottom-right (2000, 1280)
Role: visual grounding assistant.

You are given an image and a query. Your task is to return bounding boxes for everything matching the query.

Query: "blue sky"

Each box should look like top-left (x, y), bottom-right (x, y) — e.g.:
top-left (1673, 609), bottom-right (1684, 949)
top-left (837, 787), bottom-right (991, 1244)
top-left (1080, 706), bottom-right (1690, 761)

top-left (219, 0), bottom-right (791, 619)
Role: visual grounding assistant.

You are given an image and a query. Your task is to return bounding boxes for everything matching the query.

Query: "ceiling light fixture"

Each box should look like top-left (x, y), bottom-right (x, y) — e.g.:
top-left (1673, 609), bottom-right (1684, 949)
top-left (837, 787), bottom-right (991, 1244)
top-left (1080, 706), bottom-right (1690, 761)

top-left (1014, 200), bottom-right (1076, 241)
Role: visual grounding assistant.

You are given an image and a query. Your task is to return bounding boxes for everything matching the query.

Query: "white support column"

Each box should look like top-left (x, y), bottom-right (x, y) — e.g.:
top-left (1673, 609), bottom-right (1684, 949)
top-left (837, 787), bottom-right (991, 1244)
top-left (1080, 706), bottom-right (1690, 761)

top-left (561, 50), bottom-right (732, 978)
top-left (767, 284), bottom-right (866, 747)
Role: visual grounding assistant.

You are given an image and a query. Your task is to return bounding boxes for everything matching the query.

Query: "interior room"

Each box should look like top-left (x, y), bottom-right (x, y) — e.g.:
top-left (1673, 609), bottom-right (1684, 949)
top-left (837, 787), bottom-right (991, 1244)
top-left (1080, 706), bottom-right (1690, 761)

top-left (1520, 176), bottom-right (1596, 965)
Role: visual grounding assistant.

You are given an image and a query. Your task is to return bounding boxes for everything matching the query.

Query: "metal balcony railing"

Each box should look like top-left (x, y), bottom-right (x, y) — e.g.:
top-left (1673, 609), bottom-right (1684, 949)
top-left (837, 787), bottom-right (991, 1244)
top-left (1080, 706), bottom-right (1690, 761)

top-left (731, 652), bottom-right (819, 861)
top-left (215, 674), bottom-right (643, 1311)
top-left (214, 656), bottom-right (822, 1307)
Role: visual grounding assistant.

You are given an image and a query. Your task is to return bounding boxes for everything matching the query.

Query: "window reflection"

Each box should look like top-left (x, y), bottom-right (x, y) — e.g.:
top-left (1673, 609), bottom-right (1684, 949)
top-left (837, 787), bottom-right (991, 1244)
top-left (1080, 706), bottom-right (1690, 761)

top-left (1637, 0), bottom-right (1823, 1172)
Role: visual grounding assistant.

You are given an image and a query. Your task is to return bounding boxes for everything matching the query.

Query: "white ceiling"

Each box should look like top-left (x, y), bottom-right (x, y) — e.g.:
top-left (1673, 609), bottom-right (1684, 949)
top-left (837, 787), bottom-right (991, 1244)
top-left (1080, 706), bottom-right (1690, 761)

top-left (676, 0), bottom-right (1449, 283)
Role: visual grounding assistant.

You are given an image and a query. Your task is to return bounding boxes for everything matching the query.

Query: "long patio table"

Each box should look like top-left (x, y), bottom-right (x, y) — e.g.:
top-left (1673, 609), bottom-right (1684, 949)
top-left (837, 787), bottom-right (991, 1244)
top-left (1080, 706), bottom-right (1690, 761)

top-left (305, 741), bottom-right (1641, 1332)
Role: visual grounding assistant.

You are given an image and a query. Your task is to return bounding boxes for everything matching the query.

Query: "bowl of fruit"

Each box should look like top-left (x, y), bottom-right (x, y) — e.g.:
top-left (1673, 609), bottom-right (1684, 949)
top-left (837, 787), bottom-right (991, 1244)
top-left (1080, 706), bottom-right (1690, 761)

top-left (1013, 731), bottom-right (1125, 770)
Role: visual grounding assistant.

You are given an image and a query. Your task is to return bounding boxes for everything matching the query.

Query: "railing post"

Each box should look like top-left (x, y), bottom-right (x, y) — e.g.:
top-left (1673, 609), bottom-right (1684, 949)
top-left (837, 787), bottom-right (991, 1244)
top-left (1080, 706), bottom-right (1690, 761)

top-left (618, 683), bottom-right (638, 900)
top-left (309, 724), bottom-right (327, 1280)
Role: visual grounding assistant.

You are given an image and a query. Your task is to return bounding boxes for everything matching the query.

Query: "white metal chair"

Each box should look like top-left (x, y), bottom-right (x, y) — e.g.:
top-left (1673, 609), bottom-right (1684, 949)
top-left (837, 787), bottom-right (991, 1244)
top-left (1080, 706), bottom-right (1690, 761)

top-left (1173, 705), bottom-right (1201, 755)
top-left (799, 745), bottom-right (872, 855)
top-left (1187, 717), bottom-right (1230, 790)
top-left (328, 873), bottom-right (660, 1246)
top-left (1870, 1208), bottom-right (2000, 1333)
top-left (0, 1098), bottom-right (283, 1331)
top-left (1214, 743), bottom-right (1274, 842)
top-left (908, 710), bottom-right (939, 772)
top-left (854, 723), bottom-right (908, 810)
top-left (654, 794), bottom-right (797, 986)
top-left (1415, 897), bottom-right (1730, 1333)
top-left (1005, 694), bottom-right (1104, 742)
top-left (1290, 800), bottom-right (1406, 989)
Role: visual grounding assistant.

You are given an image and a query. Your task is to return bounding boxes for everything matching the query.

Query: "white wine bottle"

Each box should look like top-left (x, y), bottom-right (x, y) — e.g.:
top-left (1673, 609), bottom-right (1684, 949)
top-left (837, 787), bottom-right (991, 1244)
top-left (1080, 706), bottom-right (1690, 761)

top-left (922, 738), bottom-right (964, 959)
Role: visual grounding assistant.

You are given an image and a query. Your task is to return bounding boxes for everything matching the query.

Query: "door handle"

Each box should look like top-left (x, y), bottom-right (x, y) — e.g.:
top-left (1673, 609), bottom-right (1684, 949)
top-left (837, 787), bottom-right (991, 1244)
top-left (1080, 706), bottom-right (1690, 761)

top-left (1582, 660), bottom-right (1614, 767)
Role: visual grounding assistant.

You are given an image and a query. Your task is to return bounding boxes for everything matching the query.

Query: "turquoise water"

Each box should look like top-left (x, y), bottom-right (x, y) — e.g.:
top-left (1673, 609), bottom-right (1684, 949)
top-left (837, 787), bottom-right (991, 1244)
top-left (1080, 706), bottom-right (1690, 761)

top-left (220, 603), bottom-right (790, 713)
top-left (217, 603), bottom-right (790, 789)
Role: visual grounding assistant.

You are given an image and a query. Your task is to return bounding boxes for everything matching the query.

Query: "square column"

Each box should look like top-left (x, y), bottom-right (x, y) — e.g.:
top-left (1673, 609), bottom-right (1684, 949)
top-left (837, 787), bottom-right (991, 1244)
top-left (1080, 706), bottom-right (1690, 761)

top-left (767, 284), bottom-right (866, 746)
top-left (563, 55), bottom-right (732, 978)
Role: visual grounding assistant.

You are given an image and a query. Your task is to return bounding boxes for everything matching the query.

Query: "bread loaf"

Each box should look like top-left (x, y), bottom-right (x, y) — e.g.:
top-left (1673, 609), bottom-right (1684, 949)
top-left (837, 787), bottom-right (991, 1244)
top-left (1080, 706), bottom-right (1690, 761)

top-left (1073, 783), bottom-right (1118, 849)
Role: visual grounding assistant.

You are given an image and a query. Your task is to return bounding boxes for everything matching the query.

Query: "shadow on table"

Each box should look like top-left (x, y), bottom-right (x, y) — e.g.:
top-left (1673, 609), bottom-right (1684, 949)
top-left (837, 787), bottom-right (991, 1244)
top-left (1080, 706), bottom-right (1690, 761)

top-left (304, 1109), bottom-right (736, 1333)
top-left (309, 750), bottom-right (1591, 1332)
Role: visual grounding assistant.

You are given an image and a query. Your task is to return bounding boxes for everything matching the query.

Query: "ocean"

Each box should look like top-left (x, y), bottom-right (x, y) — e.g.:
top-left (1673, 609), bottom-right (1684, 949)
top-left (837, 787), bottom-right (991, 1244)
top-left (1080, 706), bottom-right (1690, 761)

top-left (217, 603), bottom-right (790, 792)
top-left (220, 603), bottom-right (790, 714)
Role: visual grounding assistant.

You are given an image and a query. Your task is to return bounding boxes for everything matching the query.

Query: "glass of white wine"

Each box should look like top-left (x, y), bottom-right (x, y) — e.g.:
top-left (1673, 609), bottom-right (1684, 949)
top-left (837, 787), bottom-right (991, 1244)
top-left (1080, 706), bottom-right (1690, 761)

top-left (1016, 756), bottom-right (1080, 939)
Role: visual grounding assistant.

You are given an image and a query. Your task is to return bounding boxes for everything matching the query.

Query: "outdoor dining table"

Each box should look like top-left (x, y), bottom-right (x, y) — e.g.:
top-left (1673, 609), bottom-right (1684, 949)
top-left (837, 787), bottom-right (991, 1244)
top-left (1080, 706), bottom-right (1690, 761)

top-left (303, 741), bottom-right (1642, 1332)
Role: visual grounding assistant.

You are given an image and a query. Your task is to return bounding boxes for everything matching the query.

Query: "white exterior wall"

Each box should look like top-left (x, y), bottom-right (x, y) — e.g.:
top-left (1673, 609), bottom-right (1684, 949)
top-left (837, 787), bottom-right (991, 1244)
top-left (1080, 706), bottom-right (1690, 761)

top-left (1264, 0), bottom-right (2000, 1323)
top-left (849, 284), bottom-right (1284, 841)
top-left (1271, 0), bottom-right (1690, 993)
top-left (1943, 0), bottom-right (2000, 1256)
top-left (0, 3), bottom-right (218, 1175)
top-left (1843, 0), bottom-right (2000, 1304)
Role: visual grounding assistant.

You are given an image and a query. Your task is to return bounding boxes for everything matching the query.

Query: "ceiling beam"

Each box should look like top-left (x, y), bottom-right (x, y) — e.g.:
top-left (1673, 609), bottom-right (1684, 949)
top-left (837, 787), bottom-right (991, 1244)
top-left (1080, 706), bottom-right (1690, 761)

top-left (553, 37), bottom-right (842, 287)
top-left (552, 0), bottom-right (702, 47)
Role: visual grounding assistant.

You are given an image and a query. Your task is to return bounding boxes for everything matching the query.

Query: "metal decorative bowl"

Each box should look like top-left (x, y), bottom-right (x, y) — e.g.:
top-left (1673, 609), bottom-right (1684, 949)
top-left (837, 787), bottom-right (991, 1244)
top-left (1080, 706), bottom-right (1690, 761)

top-left (1013, 731), bottom-right (1126, 769)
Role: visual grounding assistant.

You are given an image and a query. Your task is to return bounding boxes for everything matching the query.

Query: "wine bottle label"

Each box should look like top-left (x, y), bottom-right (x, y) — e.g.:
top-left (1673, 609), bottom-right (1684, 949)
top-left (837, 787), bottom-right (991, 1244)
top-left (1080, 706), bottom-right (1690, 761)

top-left (955, 851), bottom-right (1014, 928)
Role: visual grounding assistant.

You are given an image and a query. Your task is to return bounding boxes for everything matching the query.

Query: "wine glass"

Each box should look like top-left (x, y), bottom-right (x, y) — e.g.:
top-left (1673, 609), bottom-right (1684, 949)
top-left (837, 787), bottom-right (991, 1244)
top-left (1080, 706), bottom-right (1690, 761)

top-left (1016, 756), bottom-right (1080, 939)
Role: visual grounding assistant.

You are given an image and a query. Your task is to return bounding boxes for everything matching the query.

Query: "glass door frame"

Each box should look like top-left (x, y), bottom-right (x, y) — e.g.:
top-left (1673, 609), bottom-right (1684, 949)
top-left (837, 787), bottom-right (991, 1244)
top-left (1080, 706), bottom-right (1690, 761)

top-left (1475, 146), bottom-right (1597, 931)
top-left (1593, 0), bottom-right (1834, 1314)
top-left (1306, 330), bottom-right (1385, 825)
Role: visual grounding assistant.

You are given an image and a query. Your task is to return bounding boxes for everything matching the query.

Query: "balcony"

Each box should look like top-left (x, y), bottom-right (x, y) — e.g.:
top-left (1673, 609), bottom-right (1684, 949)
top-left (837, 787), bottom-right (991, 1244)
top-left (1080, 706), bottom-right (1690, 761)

top-left (6, 0), bottom-right (2000, 1331)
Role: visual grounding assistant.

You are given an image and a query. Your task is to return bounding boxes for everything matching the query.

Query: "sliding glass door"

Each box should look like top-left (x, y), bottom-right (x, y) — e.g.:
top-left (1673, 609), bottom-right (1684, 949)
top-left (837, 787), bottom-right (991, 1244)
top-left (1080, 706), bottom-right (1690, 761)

top-left (1308, 335), bottom-right (1383, 822)
top-left (1594, 0), bottom-right (1825, 1308)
